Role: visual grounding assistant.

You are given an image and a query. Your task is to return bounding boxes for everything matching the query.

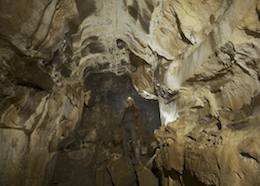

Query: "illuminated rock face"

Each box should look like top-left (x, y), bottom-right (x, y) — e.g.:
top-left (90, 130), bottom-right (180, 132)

top-left (1, 0), bottom-right (260, 185)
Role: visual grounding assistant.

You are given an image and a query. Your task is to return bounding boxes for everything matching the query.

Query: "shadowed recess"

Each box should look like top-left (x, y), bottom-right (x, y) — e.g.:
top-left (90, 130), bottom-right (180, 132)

top-left (145, 0), bottom-right (154, 13)
top-left (128, 6), bottom-right (138, 20)
top-left (129, 51), bottom-right (146, 68)
top-left (244, 28), bottom-right (260, 38)
top-left (87, 42), bottom-right (105, 54)
top-left (139, 9), bottom-right (151, 34)
top-left (128, 0), bottom-right (139, 20)
top-left (174, 10), bottom-right (193, 45)
top-left (75, 0), bottom-right (96, 22)
top-left (81, 36), bottom-right (105, 56)
top-left (116, 39), bottom-right (127, 50)
top-left (84, 72), bottom-right (160, 134)
top-left (182, 170), bottom-right (208, 186)
top-left (256, 6), bottom-right (260, 21)
top-left (16, 82), bottom-right (45, 91)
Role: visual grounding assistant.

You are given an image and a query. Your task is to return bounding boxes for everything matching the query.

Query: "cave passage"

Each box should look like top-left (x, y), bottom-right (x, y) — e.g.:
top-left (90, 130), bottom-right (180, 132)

top-left (83, 72), bottom-right (161, 135)
top-left (46, 72), bottom-right (162, 185)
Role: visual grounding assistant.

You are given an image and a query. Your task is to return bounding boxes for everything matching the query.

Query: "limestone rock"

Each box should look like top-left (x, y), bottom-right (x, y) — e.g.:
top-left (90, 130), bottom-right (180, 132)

top-left (57, 135), bottom-right (76, 150)
top-left (95, 150), bottom-right (109, 165)
top-left (95, 162), bottom-right (113, 186)
top-left (135, 162), bottom-right (158, 186)
top-left (53, 148), bottom-right (94, 183)
top-left (0, 0), bottom-right (260, 185)
top-left (82, 128), bottom-right (97, 143)
top-left (106, 154), bottom-right (137, 186)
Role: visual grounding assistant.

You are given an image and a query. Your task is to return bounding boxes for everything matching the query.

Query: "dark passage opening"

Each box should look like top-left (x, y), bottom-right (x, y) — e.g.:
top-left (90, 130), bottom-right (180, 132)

top-left (83, 72), bottom-right (160, 135)
top-left (46, 72), bottom-right (161, 186)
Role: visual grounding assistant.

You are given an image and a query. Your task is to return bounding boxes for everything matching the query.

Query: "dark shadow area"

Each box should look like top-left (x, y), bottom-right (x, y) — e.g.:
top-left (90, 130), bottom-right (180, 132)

top-left (183, 170), bottom-right (210, 186)
top-left (83, 72), bottom-right (160, 134)
top-left (16, 81), bottom-right (45, 91)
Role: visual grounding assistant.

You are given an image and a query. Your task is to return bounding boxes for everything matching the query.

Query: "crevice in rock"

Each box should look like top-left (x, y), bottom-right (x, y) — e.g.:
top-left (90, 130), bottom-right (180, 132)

top-left (219, 42), bottom-right (236, 61)
top-left (216, 122), bottom-right (222, 130)
top-left (256, 7), bottom-right (260, 22)
top-left (240, 152), bottom-right (258, 163)
top-left (169, 5), bottom-right (193, 45)
top-left (186, 68), bottom-right (232, 83)
top-left (67, 96), bottom-right (79, 109)
top-left (0, 123), bottom-right (29, 133)
top-left (235, 172), bottom-right (242, 180)
top-left (16, 82), bottom-right (45, 92)
top-left (244, 28), bottom-right (260, 39)
top-left (105, 166), bottom-right (115, 186)
top-left (25, 113), bottom-right (44, 136)
top-left (187, 135), bottom-right (197, 141)
top-left (234, 59), bottom-right (251, 76)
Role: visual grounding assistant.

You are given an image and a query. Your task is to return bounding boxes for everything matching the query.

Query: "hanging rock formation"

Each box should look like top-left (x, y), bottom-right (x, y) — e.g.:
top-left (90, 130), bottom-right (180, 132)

top-left (0, 0), bottom-right (260, 185)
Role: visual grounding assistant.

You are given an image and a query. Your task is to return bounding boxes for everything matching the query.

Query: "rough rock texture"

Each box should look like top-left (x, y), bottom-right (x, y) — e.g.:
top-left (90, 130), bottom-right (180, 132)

top-left (1, 0), bottom-right (260, 185)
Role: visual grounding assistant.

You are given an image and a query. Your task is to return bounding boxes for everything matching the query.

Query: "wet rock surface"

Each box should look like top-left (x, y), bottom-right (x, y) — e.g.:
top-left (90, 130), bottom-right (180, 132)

top-left (1, 0), bottom-right (260, 185)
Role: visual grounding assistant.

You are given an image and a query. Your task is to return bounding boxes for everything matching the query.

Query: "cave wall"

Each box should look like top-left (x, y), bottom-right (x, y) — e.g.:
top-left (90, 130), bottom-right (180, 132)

top-left (0, 0), bottom-right (260, 185)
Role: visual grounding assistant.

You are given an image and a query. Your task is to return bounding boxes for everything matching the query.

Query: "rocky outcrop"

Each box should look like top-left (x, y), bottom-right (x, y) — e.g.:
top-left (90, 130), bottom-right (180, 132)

top-left (1, 0), bottom-right (260, 185)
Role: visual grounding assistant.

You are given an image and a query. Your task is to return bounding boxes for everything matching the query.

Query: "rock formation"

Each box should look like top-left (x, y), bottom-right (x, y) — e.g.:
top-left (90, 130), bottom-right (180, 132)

top-left (0, 0), bottom-right (260, 185)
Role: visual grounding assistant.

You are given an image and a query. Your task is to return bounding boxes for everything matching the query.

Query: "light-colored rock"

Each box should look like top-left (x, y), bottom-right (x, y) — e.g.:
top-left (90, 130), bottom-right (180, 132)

top-left (1, 0), bottom-right (260, 185)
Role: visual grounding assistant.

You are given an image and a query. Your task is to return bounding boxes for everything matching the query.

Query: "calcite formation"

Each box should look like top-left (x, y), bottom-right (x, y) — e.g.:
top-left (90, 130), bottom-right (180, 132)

top-left (0, 0), bottom-right (260, 185)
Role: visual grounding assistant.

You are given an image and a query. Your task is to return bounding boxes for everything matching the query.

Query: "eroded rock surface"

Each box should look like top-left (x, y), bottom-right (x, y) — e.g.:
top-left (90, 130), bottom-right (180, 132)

top-left (0, 0), bottom-right (260, 185)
